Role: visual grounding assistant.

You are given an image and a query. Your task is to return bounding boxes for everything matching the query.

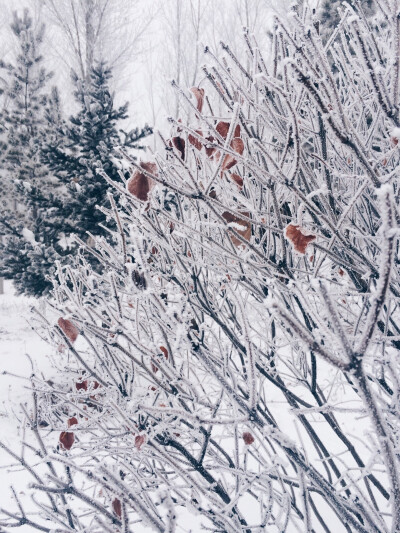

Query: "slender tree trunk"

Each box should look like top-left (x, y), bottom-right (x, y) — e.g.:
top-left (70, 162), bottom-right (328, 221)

top-left (85, 0), bottom-right (95, 83)
top-left (175, 0), bottom-right (182, 118)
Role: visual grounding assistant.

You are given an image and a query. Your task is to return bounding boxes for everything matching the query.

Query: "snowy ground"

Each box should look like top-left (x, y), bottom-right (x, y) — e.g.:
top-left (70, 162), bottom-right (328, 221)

top-left (0, 281), bottom-right (51, 532)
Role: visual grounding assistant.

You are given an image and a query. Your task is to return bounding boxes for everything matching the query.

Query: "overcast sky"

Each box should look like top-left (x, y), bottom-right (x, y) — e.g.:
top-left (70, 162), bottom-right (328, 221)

top-left (0, 0), bottom-right (308, 136)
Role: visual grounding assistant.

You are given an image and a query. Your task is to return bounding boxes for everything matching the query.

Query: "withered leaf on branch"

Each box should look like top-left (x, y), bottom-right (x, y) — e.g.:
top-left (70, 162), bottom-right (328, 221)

top-left (190, 87), bottom-right (205, 113)
top-left (159, 346), bottom-right (169, 359)
top-left (216, 121), bottom-right (241, 139)
top-left (230, 172), bottom-right (243, 189)
top-left (231, 137), bottom-right (244, 155)
top-left (221, 137), bottom-right (244, 173)
top-left (68, 417), bottom-right (78, 428)
top-left (188, 130), bottom-right (203, 151)
top-left (76, 379), bottom-right (88, 391)
top-left (127, 162), bottom-right (157, 202)
top-left (58, 318), bottom-right (79, 343)
top-left (243, 432), bottom-right (255, 445)
top-left (112, 497), bottom-right (122, 518)
top-left (205, 135), bottom-right (217, 159)
top-left (59, 431), bottom-right (75, 451)
top-left (135, 435), bottom-right (146, 450)
top-left (222, 211), bottom-right (251, 247)
top-left (285, 224), bottom-right (316, 254)
top-left (169, 136), bottom-right (186, 160)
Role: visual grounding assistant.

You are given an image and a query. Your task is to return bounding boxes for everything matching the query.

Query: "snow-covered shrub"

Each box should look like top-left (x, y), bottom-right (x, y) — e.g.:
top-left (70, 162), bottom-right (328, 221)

top-left (2, 2), bottom-right (400, 531)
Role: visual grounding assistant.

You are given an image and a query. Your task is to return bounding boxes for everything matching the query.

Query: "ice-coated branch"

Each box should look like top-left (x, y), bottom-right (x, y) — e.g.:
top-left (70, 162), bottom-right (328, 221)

top-left (356, 185), bottom-right (396, 357)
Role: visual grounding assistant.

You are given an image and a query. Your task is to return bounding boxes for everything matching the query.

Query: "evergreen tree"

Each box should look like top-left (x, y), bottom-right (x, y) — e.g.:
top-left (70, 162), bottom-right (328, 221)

top-left (0, 10), bottom-right (60, 297)
top-left (0, 23), bottom-right (151, 297)
top-left (319, 0), bottom-right (375, 41)
top-left (43, 63), bottom-right (152, 243)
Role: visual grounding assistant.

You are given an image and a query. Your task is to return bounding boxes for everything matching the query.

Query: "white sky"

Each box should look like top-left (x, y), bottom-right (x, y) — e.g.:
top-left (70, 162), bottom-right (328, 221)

top-left (0, 0), bottom-right (310, 134)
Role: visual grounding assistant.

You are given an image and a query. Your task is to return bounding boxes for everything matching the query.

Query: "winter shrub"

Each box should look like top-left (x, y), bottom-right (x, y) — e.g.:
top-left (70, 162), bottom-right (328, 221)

top-left (2, 3), bottom-right (400, 532)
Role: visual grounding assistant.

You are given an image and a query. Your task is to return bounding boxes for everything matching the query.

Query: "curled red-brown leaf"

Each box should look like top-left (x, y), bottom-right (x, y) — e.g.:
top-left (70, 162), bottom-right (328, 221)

top-left (231, 137), bottom-right (244, 156)
top-left (57, 319), bottom-right (76, 343)
top-left (190, 87), bottom-right (205, 113)
top-left (222, 211), bottom-right (251, 247)
top-left (127, 162), bottom-right (157, 202)
top-left (221, 154), bottom-right (236, 172)
top-left (208, 188), bottom-right (217, 199)
top-left (169, 136), bottom-right (186, 159)
top-left (58, 318), bottom-right (79, 343)
top-left (112, 497), bottom-right (122, 518)
top-left (188, 130), bottom-right (203, 151)
top-left (285, 224), bottom-right (316, 254)
top-left (59, 431), bottom-right (75, 450)
top-left (205, 135), bottom-right (217, 159)
top-left (221, 138), bottom-right (244, 173)
top-left (230, 173), bottom-right (243, 189)
top-left (68, 416), bottom-right (78, 428)
top-left (216, 121), bottom-right (240, 140)
top-left (159, 346), bottom-right (169, 360)
top-left (135, 434), bottom-right (146, 450)
top-left (140, 161), bottom-right (158, 176)
top-left (243, 432), bottom-right (255, 445)
top-left (75, 379), bottom-right (88, 391)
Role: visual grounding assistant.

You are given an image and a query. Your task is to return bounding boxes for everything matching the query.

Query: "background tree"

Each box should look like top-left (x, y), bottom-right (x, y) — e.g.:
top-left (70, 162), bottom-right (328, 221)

top-left (0, 9), bottom-right (59, 296)
top-left (40, 0), bottom-right (157, 116)
top-left (143, 0), bottom-right (290, 141)
top-left (318, 0), bottom-right (375, 41)
top-left (0, 11), bottom-right (151, 297)
top-left (42, 62), bottom-right (152, 245)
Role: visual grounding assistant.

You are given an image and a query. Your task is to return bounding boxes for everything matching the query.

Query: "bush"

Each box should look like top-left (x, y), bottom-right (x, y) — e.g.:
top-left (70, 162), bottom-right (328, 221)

top-left (2, 3), bottom-right (400, 531)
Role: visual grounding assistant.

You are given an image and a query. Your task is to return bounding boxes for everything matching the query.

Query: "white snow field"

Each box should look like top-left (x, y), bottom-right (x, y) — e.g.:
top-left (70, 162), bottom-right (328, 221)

top-left (0, 281), bottom-right (52, 532)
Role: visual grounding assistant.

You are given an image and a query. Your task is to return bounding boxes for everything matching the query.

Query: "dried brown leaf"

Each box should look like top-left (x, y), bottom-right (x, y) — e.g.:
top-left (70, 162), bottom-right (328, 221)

top-left (285, 224), bottom-right (316, 254)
